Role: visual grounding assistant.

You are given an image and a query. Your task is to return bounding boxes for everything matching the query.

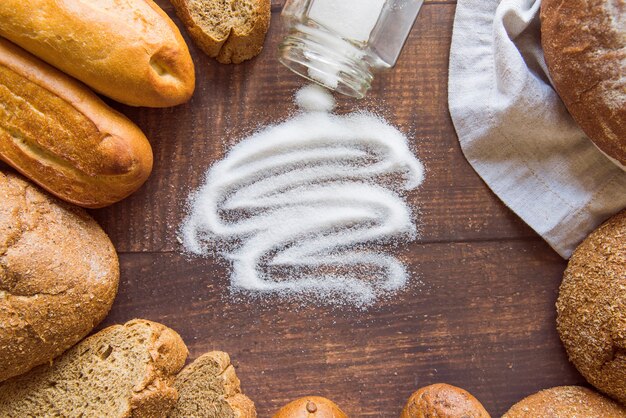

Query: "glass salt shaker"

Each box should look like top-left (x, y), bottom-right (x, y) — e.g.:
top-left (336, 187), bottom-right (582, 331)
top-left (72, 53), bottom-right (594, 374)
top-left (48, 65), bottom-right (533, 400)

top-left (278, 0), bottom-right (424, 99)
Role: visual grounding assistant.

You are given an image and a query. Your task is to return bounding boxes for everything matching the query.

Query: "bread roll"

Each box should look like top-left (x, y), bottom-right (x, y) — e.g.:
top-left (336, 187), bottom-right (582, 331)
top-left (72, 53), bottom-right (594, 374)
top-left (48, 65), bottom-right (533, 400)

top-left (0, 319), bottom-right (188, 417)
top-left (171, 0), bottom-right (271, 64)
top-left (0, 170), bottom-right (119, 382)
top-left (400, 384), bottom-right (490, 418)
top-left (557, 210), bottom-right (626, 403)
top-left (0, 38), bottom-right (153, 208)
top-left (0, 0), bottom-right (195, 107)
top-left (170, 351), bottom-right (257, 417)
top-left (273, 396), bottom-right (348, 418)
top-left (541, 0), bottom-right (625, 169)
top-left (503, 386), bottom-right (626, 417)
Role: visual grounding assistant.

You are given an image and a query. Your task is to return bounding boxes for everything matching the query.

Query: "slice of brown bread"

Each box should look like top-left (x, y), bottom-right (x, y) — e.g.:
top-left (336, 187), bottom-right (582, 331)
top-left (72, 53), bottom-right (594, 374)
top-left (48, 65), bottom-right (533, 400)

top-left (170, 0), bottom-right (271, 64)
top-left (169, 351), bottom-right (256, 418)
top-left (0, 319), bottom-right (188, 418)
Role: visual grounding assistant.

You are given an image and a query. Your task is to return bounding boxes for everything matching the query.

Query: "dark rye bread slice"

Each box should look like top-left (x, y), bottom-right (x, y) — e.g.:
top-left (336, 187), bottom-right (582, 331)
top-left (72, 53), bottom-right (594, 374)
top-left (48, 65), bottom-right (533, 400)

top-left (0, 319), bottom-right (188, 417)
top-left (169, 351), bottom-right (256, 418)
top-left (170, 0), bottom-right (271, 64)
top-left (541, 0), bottom-right (625, 169)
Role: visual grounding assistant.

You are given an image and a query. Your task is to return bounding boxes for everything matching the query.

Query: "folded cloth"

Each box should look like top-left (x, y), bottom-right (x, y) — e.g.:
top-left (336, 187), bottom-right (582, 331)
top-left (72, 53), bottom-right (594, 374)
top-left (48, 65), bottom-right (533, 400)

top-left (448, 0), bottom-right (626, 258)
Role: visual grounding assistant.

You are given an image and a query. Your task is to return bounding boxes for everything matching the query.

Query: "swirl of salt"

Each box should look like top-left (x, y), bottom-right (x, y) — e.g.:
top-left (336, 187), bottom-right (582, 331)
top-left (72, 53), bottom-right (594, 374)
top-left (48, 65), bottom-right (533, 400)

top-left (181, 86), bottom-right (425, 307)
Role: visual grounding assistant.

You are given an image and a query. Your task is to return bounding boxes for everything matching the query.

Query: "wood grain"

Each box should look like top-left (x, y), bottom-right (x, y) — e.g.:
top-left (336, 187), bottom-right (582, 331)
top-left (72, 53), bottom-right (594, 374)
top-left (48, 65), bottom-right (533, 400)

top-left (93, 3), bottom-right (534, 253)
top-left (101, 239), bottom-right (581, 416)
top-left (55, 0), bottom-right (588, 417)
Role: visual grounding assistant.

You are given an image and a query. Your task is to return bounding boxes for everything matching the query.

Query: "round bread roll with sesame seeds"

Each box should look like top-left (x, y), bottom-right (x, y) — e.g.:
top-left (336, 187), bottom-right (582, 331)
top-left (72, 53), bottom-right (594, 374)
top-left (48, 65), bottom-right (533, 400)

top-left (557, 210), bottom-right (626, 403)
top-left (503, 386), bottom-right (626, 417)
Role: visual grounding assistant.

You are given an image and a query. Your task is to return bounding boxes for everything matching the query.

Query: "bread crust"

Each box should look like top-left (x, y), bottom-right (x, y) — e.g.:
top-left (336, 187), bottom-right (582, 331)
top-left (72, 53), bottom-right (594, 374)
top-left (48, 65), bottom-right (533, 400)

top-left (272, 396), bottom-right (347, 418)
top-left (400, 383), bottom-right (490, 418)
top-left (0, 38), bottom-right (153, 208)
top-left (170, 351), bottom-right (257, 417)
top-left (0, 170), bottom-right (119, 382)
top-left (0, 319), bottom-right (189, 417)
top-left (557, 210), bottom-right (626, 404)
top-left (0, 0), bottom-right (195, 107)
top-left (171, 0), bottom-right (271, 64)
top-left (541, 0), bottom-right (625, 168)
top-left (503, 386), bottom-right (626, 417)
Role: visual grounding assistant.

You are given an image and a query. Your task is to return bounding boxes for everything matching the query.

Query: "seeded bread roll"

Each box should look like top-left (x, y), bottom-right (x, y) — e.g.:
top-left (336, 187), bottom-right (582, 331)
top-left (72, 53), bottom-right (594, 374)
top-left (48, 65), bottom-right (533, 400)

top-left (272, 396), bottom-right (348, 418)
top-left (400, 384), bottom-right (490, 418)
top-left (503, 386), bottom-right (626, 417)
top-left (0, 319), bottom-right (188, 417)
top-left (0, 0), bottom-right (195, 107)
top-left (557, 210), bottom-right (626, 403)
top-left (0, 38), bottom-right (153, 208)
top-left (170, 0), bottom-right (271, 64)
top-left (169, 351), bottom-right (256, 417)
top-left (541, 0), bottom-right (626, 169)
top-left (0, 170), bottom-right (119, 382)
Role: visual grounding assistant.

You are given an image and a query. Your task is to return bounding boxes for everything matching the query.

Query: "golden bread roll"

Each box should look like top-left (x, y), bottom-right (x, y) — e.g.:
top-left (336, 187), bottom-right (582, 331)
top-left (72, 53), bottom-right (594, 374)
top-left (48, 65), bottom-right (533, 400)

top-left (273, 396), bottom-right (348, 418)
top-left (0, 38), bottom-right (153, 208)
top-left (503, 386), bottom-right (626, 417)
top-left (0, 170), bottom-right (119, 382)
top-left (400, 383), bottom-right (490, 418)
top-left (541, 0), bottom-right (625, 169)
top-left (557, 210), bottom-right (626, 403)
top-left (0, 0), bottom-right (195, 107)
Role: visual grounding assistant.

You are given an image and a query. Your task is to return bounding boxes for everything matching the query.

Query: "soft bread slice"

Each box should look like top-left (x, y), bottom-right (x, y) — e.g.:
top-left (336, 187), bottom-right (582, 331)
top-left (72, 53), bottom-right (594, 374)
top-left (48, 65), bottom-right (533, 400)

top-left (0, 319), bottom-right (188, 418)
top-left (169, 351), bottom-right (256, 417)
top-left (171, 0), bottom-right (271, 64)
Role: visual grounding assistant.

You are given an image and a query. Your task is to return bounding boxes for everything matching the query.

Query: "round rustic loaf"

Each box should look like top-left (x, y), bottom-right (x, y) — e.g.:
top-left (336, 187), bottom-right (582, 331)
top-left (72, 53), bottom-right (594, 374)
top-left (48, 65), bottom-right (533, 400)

top-left (400, 383), bottom-right (490, 418)
top-left (0, 170), bottom-right (119, 382)
top-left (556, 210), bottom-right (626, 403)
top-left (541, 0), bottom-right (625, 169)
top-left (273, 396), bottom-right (348, 418)
top-left (503, 386), bottom-right (626, 417)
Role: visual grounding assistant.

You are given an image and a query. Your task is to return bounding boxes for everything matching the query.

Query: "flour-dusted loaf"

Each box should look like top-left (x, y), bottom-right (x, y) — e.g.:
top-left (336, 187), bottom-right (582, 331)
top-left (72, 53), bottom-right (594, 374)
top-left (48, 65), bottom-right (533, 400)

top-left (541, 0), bottom-right (626, 169)
top-left (557, 210), bottom-right (626, 404)
top-left (0, 0), bottom-right (195, 107)
top-left (0, 38), bottom-right (153, 208)
top-left (0, 170), bottom-right (119, 382)
top-left (503, 386), bottom-right (626, 417)
top-left (0, 319), bottom-right (188, 417)
top-left (169, 351), bottom-right (256, 418)
top-left (170, 0), bottom-right (271, 64)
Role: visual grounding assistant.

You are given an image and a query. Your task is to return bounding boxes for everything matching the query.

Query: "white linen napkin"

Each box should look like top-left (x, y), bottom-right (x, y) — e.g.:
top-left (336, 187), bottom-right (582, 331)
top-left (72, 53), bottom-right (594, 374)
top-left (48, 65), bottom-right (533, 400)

top-left (448, 0), bottom-right (626, 258)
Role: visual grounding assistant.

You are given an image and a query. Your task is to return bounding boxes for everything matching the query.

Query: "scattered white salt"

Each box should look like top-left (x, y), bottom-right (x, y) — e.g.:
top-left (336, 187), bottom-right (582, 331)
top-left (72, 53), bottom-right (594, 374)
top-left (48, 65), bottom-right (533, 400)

top-left (181, 85), bottom-right (425, 308)
top-left (295, 84), bottom-right (335, 112)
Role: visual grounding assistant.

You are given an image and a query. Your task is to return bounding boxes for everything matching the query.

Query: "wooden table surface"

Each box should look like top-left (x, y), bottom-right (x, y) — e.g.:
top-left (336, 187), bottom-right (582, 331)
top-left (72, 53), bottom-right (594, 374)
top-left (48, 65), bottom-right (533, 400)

top-left (91, 1), bottom-right (587, 416)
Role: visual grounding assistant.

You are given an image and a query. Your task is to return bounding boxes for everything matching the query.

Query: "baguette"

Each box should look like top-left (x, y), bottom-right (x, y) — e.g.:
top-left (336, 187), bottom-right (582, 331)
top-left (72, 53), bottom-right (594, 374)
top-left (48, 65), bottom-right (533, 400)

top-left (0, 0), bottom-right (195, 107)
top-left (0, 170), bottom-right (119, 382)
top-left (0, 38), bottom-right (153, 208)
top-left (0, 319), bottom-right (189, 418)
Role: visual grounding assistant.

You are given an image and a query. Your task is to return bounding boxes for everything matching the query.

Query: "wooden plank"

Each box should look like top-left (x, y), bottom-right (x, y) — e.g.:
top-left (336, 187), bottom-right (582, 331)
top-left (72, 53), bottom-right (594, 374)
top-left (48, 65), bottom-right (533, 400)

top-left (100, 239), bottom-right (580, 417)
top-left (93, 3), bottom-right (536, 253)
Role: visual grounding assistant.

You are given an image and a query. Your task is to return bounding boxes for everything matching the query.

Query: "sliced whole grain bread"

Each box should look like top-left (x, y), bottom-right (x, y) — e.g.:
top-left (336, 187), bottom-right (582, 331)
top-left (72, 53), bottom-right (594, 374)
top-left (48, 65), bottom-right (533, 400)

top-left (0, 319), bottom-right (188, 418)
top-left (169, 351), bottom-right (256, 418)
top-left (170, 0), bottom-right (271, 64)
